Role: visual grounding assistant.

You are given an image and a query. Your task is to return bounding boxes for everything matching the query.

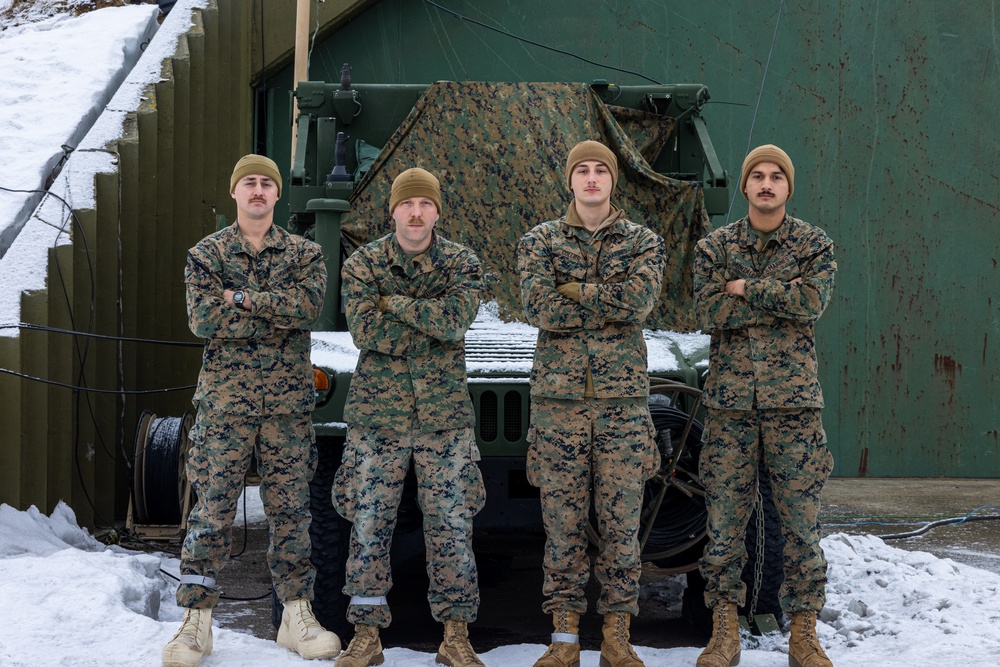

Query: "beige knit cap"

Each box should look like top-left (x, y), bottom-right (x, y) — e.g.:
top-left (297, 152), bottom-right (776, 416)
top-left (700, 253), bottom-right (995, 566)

top-left (389, 167), bottom-right (442, 213)
top-left (740, 144), bottom-right (794, 199)
top-left (565, 140), bottom-right (618, 191)
top-left (230, 154), bottom-right (282, 198)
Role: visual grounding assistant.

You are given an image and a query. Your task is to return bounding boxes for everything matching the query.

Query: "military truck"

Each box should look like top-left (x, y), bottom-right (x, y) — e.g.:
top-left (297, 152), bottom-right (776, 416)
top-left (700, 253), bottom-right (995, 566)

top-left (277, 68), bottom-right (783, 637)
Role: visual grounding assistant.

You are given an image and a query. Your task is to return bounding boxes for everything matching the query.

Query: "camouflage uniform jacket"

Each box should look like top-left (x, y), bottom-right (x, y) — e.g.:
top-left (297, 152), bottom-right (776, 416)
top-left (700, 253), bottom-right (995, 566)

top-left (518, 207), bottom-right (666, 400)
top-left (693, 214), bottom-right (836, 410)
top-left (342, 232), bottom-right (482, 433)
top-left (185, 222), bottom-right (327, 415)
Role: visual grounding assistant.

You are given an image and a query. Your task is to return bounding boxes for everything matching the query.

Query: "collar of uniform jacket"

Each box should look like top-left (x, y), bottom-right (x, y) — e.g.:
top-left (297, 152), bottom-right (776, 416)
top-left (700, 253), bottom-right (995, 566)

top-left (736, 214), bottom-right (792, 250)
top-left (560, 203), bottom-right (628, 241)
top-left (223, 221), bottom-right (288, 255)
top-left (386, 231), bottom-right (450, 275)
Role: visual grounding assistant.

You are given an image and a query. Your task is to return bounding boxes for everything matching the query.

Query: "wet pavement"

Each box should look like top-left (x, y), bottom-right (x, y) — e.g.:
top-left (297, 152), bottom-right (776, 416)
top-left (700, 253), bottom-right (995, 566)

top-left (144, 478), bottom-right (1000, 651)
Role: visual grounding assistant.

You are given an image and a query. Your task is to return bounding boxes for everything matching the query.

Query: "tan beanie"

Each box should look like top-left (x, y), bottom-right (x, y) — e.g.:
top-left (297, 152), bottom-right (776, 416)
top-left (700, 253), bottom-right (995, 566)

top-left (740, 144), bottom-right (794, 199)
top-left (565, 140), bottom-right (618, 191)
top-left (389, 167), bottom-right (442, 213)
top-left (230, 154), bottom-right (282, 198)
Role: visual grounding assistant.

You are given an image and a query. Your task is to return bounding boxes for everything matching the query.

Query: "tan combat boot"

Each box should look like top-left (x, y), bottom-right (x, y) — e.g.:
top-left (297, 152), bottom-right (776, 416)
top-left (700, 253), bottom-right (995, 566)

top-left (162, 608), bottom-right (213, 667)
top-left (335, 624), bottom-right (384, 667)
top-left (276, 598), bottom-right (341, 659)
top-left (599, 611), bottom-right (645, 667)
top-left (788, 610), bottom-right (833, 667)
top-left (436, 619), bottom-right (485, 666)
top-left (534, 609), bottom-right (581, 667)
top-left (696, 602), bottom-right (741, 667)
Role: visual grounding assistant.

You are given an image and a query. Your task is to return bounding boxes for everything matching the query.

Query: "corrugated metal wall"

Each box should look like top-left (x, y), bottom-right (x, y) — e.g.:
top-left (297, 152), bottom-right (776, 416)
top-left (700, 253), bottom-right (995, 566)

top-left (264, 0), bottom-right (999, 477)
top-left (0, 0), bottom-right (254, 525)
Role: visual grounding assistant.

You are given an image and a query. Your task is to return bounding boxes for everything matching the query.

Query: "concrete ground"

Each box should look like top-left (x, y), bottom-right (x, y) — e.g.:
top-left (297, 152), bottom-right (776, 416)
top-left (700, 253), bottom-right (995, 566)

top-left (820, 478), bottom-right (1000, 576)
top-left (144, 478), bottom-right (1000, 651)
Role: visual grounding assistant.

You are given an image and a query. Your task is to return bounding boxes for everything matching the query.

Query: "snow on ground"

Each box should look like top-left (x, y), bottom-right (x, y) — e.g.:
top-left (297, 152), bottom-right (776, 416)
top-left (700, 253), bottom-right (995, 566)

top-left (2, 3), bottom-right (997, 666)
top-left (2, 499), bottom-right (999, 666)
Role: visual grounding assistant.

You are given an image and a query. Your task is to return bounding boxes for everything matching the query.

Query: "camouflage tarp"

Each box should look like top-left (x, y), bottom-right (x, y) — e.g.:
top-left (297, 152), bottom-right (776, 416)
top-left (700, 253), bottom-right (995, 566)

top-left (341, 81), bottom-right (712, 332)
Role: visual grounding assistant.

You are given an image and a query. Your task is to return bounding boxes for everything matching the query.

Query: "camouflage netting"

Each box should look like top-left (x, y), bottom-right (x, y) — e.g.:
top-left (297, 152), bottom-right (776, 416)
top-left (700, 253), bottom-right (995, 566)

top-left (340, 81), bottom-right (712, 332)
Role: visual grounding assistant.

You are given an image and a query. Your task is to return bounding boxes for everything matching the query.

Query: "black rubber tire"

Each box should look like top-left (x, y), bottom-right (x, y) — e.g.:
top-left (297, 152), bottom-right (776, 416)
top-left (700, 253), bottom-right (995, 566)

top-left (680, 458), bottom-right (786, 632)
top-left (739, 463), bottom-right (785, 620)
top-left (272, 435), bottom-right (353, 641)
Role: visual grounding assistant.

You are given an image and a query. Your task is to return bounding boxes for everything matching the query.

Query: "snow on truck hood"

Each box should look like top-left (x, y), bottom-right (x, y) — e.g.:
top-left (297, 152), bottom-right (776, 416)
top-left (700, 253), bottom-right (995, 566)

top-left (311, 302), bottom-right (709, 376)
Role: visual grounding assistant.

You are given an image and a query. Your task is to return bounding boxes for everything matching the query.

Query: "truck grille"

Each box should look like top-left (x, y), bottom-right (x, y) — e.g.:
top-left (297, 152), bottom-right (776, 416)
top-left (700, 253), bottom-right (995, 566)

top-left (475, 388), bottom-right (526, 444)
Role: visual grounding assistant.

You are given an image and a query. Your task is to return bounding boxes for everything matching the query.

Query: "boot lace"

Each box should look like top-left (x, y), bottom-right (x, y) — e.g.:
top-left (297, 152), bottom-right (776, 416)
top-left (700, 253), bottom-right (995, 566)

top-left (296, 602), bottom-right (322, 630)
top-left (706, 607), bottom-right (731, 651)
top-left (609, 614), bottom-right (639, 659)
top-left (793, 613), bottom-right (822, 653)
top-left (173, 609), bottom-right (203, 641)
top-left (343, 626), bottom-right (377, 657)
top-left (444, 623), bottom-right (481, 665)
top-left (554, 610), bottom-right (570, 634)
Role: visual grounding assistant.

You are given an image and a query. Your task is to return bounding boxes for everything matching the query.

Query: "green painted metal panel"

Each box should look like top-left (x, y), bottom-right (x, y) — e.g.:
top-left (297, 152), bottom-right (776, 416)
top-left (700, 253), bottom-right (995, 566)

top-left (263, 0), bottom-right (999, 477)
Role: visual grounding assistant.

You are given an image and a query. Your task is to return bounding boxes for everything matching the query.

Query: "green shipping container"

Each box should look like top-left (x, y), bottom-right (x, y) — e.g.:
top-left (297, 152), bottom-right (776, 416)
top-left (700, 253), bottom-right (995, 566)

top-left (257, 0), bottom-right (999, 477)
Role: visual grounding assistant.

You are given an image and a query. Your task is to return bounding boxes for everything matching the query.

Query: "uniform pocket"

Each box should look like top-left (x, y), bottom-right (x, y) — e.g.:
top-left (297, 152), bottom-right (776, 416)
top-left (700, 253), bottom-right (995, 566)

top-left (640, 410), bottom-right (660, 481)
top-left (331, 437), bottom-right (358, 522)
top-left (524, 424), bottom-right (542, 487)
top-left (465, 437), bottom-right (486, 516)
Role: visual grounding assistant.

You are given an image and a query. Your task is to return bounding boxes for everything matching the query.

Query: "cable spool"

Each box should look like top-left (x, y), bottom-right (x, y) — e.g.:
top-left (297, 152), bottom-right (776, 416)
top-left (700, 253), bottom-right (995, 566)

top-left (131, 411), bottom-right (194, 527)
top-left (131, 410), bottom-right (155, 526)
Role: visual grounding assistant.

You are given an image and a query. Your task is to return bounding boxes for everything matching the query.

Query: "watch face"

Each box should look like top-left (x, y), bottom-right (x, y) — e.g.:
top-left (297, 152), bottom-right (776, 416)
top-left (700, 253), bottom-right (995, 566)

top-left (234, 291), bottom-right (244, 303)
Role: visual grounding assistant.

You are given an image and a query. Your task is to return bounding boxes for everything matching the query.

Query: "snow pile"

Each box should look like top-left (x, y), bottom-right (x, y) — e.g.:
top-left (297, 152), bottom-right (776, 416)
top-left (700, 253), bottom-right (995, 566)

top-left (2, 501), bottom-right (999, 666)
top-left (820, 533), bottom-right (1000, 661)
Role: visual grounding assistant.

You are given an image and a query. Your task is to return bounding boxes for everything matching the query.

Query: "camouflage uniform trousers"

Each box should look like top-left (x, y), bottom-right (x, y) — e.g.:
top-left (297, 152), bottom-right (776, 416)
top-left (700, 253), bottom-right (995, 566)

top-left (699, 406), bottom-right (834, 613)
top-left (333, 425), bottom-right (485, 627)
top-left (527, 397), bottom-right (657, 617)
top-left (177, 408), bottom-right (317, 609)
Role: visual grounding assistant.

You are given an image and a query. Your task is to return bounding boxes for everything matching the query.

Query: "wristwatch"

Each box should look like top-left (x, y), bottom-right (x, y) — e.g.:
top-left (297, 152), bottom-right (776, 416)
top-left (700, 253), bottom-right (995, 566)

top-left (232, 290), bottom-right (247, 310)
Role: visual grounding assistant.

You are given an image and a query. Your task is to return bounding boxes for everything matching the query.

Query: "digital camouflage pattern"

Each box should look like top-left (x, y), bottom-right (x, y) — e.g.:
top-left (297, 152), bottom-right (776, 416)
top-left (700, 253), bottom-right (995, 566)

top-left (693, 213), bottom-right (836, 613)
top-left (693, 215), bottom-right (836, 409)
top-left (340, 81), bottom-right (711, 331)
top-left (518, 202), bottom-right (662, 618)
top-left (184, 222), bottom-right (327, 415)
top-left (334, 425), bottom-right (484, 627)
top-left (341, 232), bottom-right (481, 433)
top-left (178, 411), bottom-right (317, 608)
top-left (698, 407), bottom-right (833, 612)
top-left (179, 221), bottom-right (325, 610)
top-left (518, 207), bottom-right (666, 400)
top-left (527, 397), bottom-right (657, 616)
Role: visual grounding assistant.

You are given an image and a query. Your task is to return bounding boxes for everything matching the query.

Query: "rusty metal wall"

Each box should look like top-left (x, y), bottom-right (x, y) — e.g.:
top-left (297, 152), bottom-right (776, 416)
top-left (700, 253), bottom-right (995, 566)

top-left (266, 0), bottom-right (998, 477)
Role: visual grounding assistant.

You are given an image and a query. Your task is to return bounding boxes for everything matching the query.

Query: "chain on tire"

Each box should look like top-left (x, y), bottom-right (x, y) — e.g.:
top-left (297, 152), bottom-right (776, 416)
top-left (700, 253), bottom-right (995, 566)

top-left (748, 482), bottom-right (765, 618)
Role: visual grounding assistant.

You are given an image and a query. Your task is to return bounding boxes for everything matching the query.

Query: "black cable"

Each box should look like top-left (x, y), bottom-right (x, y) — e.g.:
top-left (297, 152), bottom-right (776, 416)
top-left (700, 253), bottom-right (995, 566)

top-left (422, 0), bottom-right (664, 85)
top-left (0, 322), bottom-right (201, 346)
top-left (0, 366), bottom-right (196, 394)
top-left (879, 506), bottom-right (1000, 540)
top-left (4, 182), bottom-right (119, 528)
top-left (155, 487), bottom-right (269, 601)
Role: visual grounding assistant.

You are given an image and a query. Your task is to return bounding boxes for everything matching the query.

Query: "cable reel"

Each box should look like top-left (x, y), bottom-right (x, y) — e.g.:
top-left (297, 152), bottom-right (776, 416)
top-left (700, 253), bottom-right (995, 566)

top-left (127, 410), bottom-right (195, 539)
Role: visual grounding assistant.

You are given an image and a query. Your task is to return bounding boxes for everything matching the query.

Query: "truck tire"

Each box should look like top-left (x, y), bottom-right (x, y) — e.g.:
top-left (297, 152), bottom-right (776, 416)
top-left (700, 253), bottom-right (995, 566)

top-left (643, 396), bottom-right (784, 633)
top-left (680, 457), bottom-right (785, 633)
top-left (739, 464), bottom-right (784, 620)
top-left (272, 435), bottom-right (353, 641)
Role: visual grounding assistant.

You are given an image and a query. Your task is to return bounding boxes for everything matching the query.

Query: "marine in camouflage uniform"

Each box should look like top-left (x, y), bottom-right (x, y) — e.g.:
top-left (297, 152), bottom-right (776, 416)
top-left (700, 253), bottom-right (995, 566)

top-left (693, 145), bottom-right (837, 667)
top-left (518, 141), bottom-right (664, 667)
top-left (163, 155), bottom-right (338, 667)
top-left (333, 167), bottom-right (486, 667)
